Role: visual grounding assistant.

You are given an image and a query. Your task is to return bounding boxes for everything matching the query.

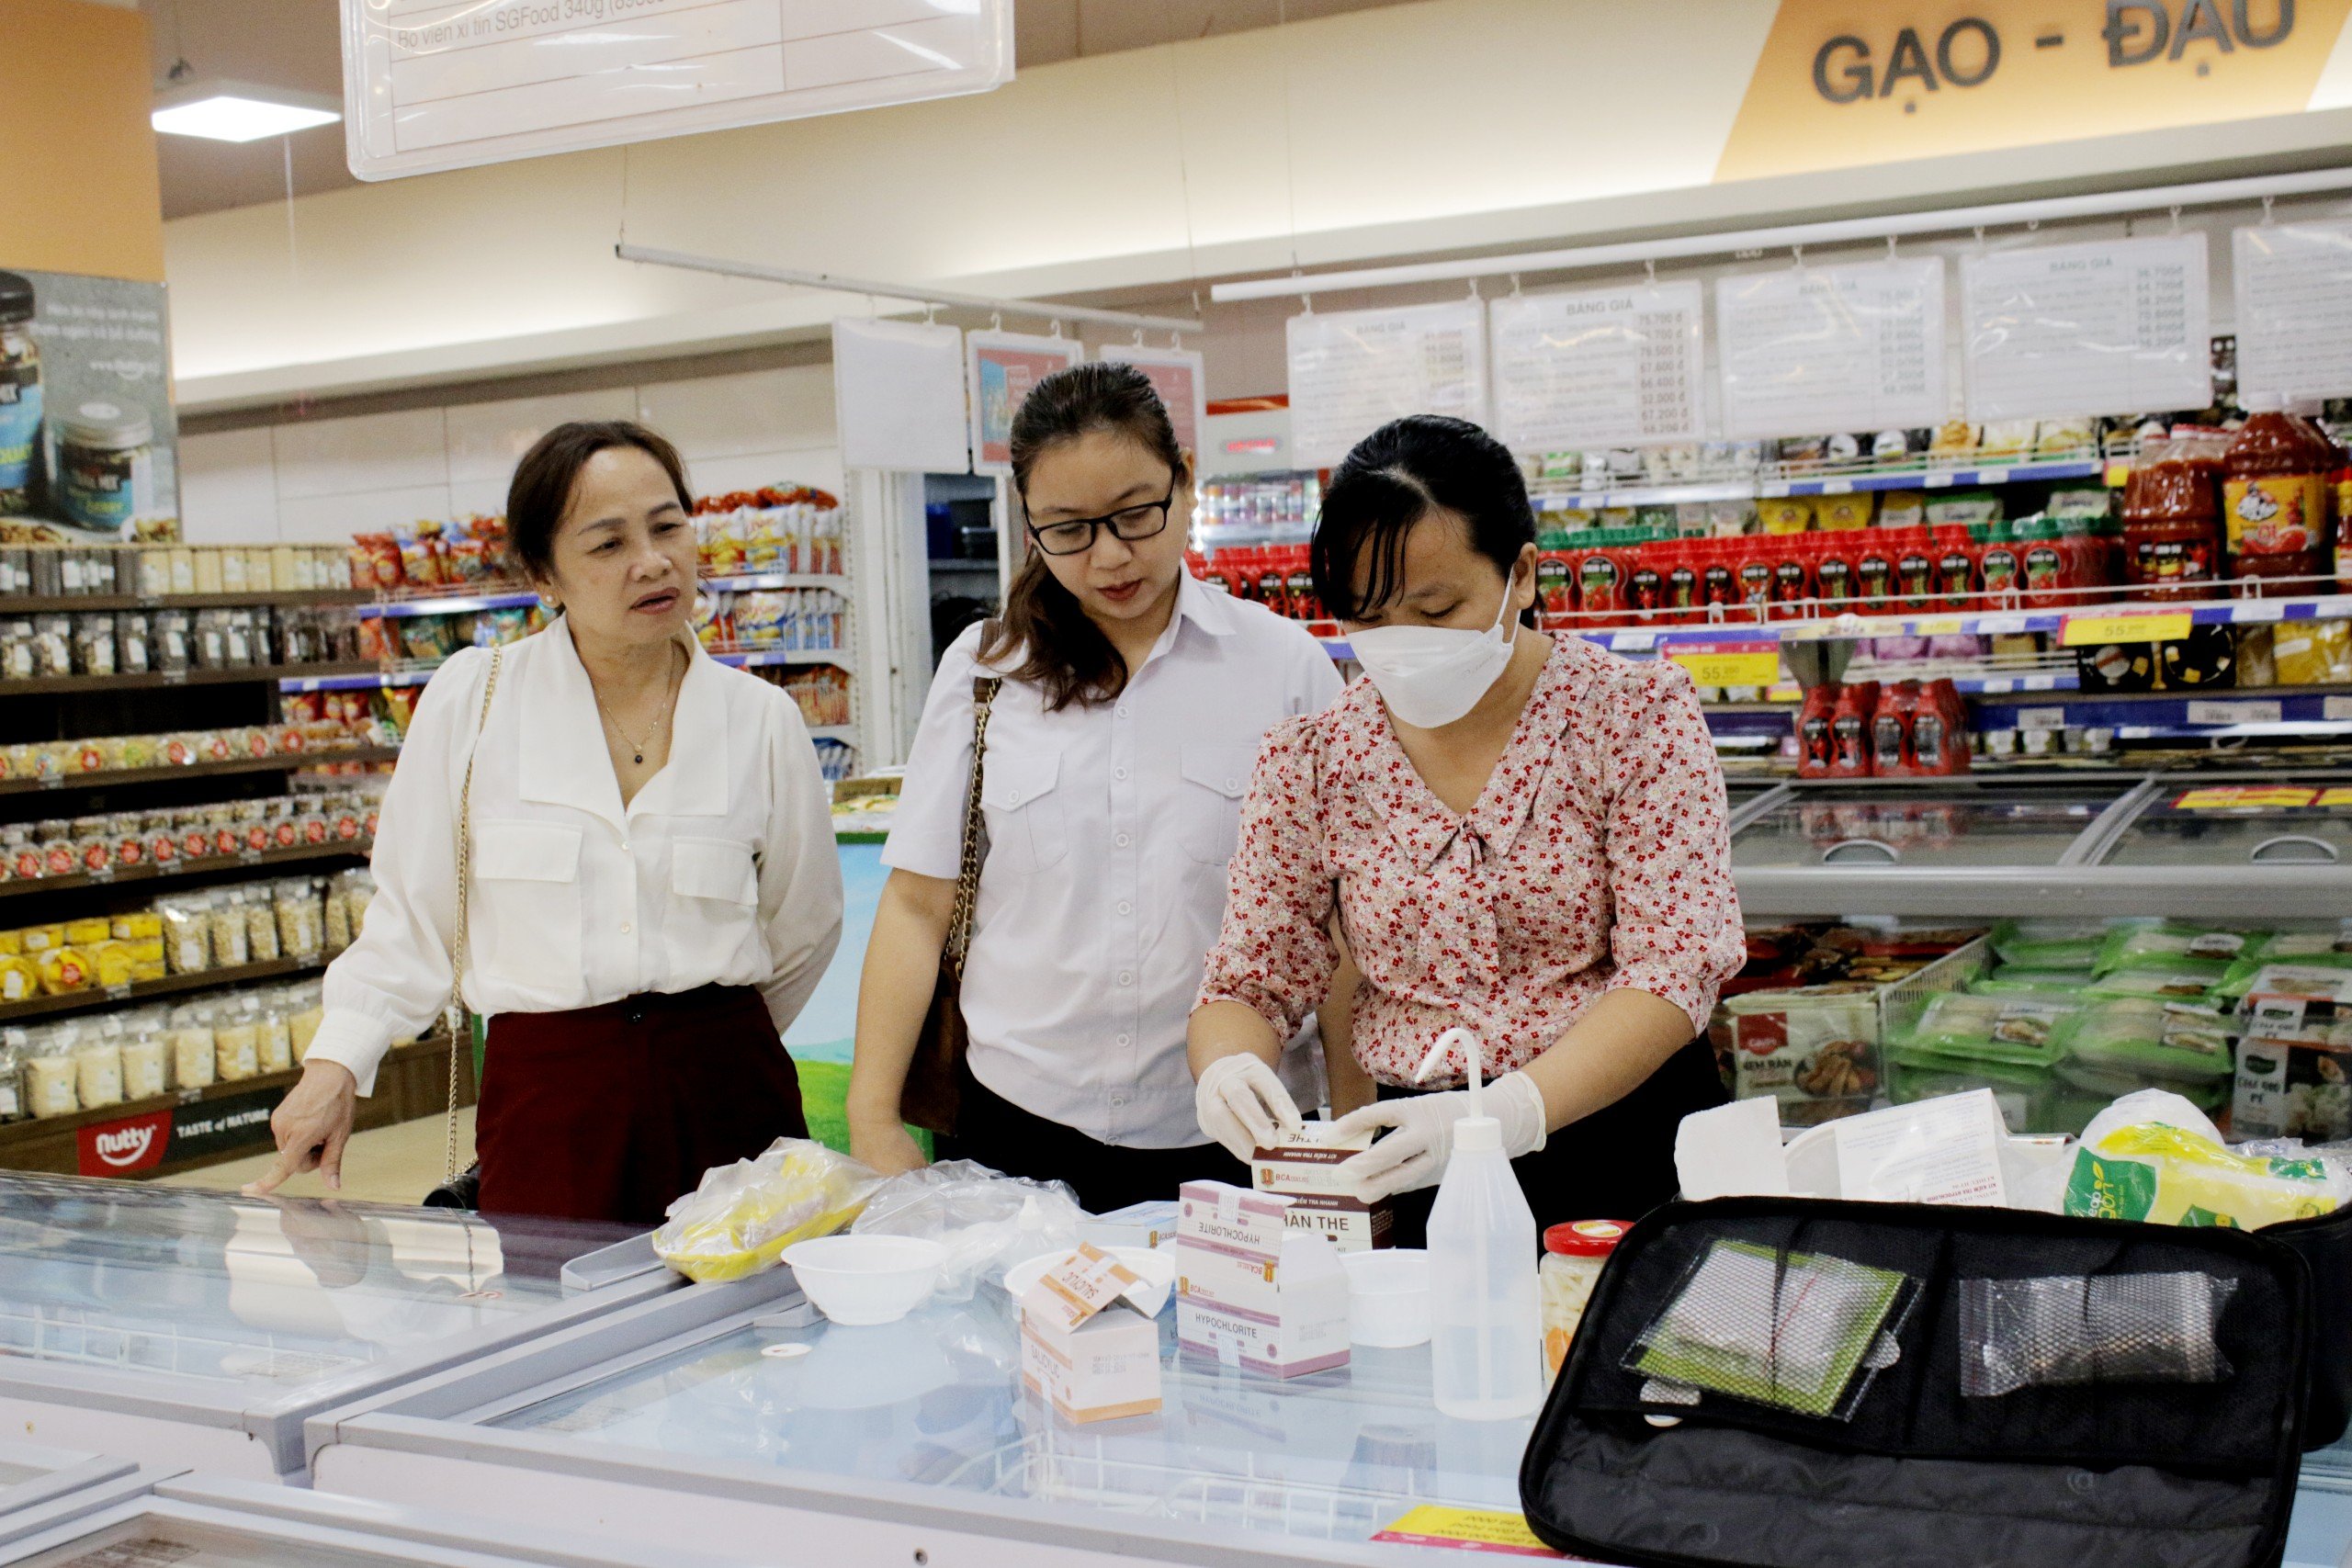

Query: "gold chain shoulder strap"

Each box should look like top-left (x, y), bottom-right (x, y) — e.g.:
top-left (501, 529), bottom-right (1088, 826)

top-left (944, 675), bottom-right (1002, 979)
top-left (444, 645), bottom-right (505, 1181)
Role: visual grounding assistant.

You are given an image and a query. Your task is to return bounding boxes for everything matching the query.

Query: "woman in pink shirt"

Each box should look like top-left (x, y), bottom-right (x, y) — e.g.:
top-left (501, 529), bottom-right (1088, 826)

top-left (1188, 415), bottom-right (1745, 1245)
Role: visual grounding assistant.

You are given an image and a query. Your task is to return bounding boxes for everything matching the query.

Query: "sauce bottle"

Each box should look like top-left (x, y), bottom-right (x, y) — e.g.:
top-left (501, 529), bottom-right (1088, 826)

top-left (1829, 682), bottom-right (1879, 777)
top-left (1700, 541), bottom-right (1738, 618)
top-left (1814, 535), bottom-right (1856, 611)
top-left (1664, 541), bottom-right (1701, 625)
top-left (1627, 543), bottom-right (1667, 625)
top-left (1535, 533), bottom-right (1577, 616)
top-left (1894, 526), bottom-right (1937, 612)
top-left (1796, 684), bottom-right (1838, 777)
top-left (1769, 537), bottom-right (1813, 619)
top-left (1854, 535), bottom-right (1897, 610)
top-left (1283, 547), bottom-right (1320, 622)
top-left (2120, 435), bottom-right (2223, 604)
top-left (1932, 524), bottom-right (1978, 612)
top-left (1871, 682), bottom-right (1917, 776)
top-left (1574, 533), bottom-right (1627, 620)
top-left (2224, 397), bottom-right (2335, 596)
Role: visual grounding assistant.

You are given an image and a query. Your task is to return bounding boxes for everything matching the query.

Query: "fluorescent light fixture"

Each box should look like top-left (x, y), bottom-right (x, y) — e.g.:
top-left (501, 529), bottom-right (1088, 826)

top-left (152, 80), bottom-right (340, 143)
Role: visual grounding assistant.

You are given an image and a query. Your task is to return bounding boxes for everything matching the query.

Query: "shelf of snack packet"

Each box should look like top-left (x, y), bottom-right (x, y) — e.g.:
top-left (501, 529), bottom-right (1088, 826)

top-left (0, 743), bottom-right (401, 799)
top-left (351, 571), bottom-right (849, 621)
top-left (1526, 450), bottom-right (2117, 516)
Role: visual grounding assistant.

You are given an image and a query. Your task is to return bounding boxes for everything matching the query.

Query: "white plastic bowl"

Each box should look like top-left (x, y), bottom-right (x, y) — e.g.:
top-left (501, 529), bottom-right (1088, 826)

top-left (1341, 1248), bottom-right (1431, 1348)
top-left (781, 1235), bottom-right (947, 1325)
top-left (1001, 1245), bottom-right (1175, 1318)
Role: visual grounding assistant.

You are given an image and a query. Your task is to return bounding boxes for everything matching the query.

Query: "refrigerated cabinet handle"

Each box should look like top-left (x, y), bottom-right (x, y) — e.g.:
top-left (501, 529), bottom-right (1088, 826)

top-left (2248, 834), bottom-right (2341, 865)
top-left (1822, 839), bottom-right (1901, 863)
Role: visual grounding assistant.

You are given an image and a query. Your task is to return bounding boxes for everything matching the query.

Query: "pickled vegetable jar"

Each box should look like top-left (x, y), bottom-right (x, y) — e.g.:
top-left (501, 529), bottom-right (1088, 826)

top-left (1541, 1219), bottom-right (1629, 1382)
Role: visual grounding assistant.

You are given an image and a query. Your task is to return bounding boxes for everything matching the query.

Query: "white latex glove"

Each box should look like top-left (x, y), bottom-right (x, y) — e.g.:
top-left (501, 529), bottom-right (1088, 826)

top-left (1194, 1053), bottom-right (1305, 1163)
top-left (1330, 1070), bottom-right (1549, 1203)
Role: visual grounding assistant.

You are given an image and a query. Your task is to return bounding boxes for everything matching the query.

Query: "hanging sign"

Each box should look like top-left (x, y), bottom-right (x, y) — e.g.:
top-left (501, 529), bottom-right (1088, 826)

top-left (1286, 300), bottom-right (1488, 471)
top-left (1488, 283), bottom-right (1705, 455)
top-left (832, 317), bottom-right (969, 474)
top-left (1962, 233), bottom-right (2211, 421)
top-left (967, 331), bottom-right (1082, 477)
top-left (1098, 344), bottom-right (1207, 462)
top-left (341, 0), bottom-right (1012, 181)
top-left (2234, 220), bottom-right (2352, 403)
top-left (1714, 258), bottom-right (1945, 440)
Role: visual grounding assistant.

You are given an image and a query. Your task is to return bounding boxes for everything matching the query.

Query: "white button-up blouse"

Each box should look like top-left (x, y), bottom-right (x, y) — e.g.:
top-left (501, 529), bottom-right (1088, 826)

top-left (307, 622), bottom-right (844, 1095)
top-left (883, 573), bottom-right (1343, 1148)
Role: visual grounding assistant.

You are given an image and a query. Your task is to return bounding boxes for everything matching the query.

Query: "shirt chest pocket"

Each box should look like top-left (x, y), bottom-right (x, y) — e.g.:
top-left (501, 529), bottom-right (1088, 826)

top-left (668, 836), bottom-right (762, 976)
top-left (1179, 743), bottom-right (1255, 866)
top-left (980, 750), bottom-right (1069, 875)
top-left (471, 821), bottom-right (582, 997)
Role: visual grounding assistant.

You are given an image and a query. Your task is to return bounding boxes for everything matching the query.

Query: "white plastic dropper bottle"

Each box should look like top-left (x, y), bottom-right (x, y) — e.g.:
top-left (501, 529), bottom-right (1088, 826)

top-left (1415, 1026), bottom-right (1544, 1421)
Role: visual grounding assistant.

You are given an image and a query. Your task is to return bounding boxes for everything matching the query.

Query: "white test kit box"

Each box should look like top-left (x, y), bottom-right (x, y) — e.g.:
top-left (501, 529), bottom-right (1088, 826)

top-left (1251, 1122), bottom-right (1393, 1252)
top-left (1174, 1181), bottom-right (1351, 1379)
top-left (1080, 1199), bottom-right (1182, 1251)
top-left (1018, 1244), bottom-right (1163, 1424)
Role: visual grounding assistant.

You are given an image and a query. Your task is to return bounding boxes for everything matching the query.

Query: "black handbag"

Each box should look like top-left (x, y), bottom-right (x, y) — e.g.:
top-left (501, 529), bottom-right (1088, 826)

top-left (1522, 1196), bottom-right (2318, 1568)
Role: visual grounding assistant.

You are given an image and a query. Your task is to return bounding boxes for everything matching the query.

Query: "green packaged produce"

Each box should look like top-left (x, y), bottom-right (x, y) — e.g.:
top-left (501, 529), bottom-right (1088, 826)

top-left (1895, 991), bottom-right (2079, 1069)
top-left (2054, 1056), bottom-right (2231, 1120)
top-left (2093, 920), bottom-right (2265, 976)
top-left (2214, 949), bottom-right (2352, 1002)
top-left (2083, 966), bottom-right (2222, 1004)
top-left (2248, 923), bottom-right (2352, 963)
top-left (1884, 1041), bottom-right (2056, 1134)
top-left (1971, 967), bottom-right (2094, 998)
top-left (2052, 998), bottom-right (2235, 1083)
top-left (1989, 919), bottom-right (2111, 970)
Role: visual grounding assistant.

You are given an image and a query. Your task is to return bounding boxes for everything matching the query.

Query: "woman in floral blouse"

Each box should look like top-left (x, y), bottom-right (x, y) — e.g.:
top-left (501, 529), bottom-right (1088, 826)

top-left (1187, 415), bottom-right (1745, 1244)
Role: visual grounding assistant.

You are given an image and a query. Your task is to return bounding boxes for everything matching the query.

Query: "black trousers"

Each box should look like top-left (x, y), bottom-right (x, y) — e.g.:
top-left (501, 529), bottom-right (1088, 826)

top-left (935, 1058), bottom-right (1249, 1214)
top-left (1379, 1034), bottom-right (1726, 1248)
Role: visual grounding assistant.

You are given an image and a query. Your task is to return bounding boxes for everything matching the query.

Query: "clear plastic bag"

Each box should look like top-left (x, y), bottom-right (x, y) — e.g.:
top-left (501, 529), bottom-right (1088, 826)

top-left (2063, 1089), bottom-right (2351, 1227)
top-left (1626, 1239), bottom-right (1917, 1420)
top-left (849, 1160), bottom-right (1082, 1303)
top-left (652, 1137), bottom-right (883, 1284)
top-left (1960, 1272), bottom-right (2235, 1397)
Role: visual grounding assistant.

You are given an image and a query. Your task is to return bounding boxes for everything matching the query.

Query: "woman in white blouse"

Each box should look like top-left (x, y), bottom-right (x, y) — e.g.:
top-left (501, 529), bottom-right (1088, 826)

top-left (847, 364), bottom-right (1340, 1213)
top-left (251, 422), bottom-right (843, 1222)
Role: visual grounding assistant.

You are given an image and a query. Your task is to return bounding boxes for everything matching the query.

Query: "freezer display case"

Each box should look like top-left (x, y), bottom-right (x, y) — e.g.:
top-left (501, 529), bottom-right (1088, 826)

top-left (310, 1274), bottom-right (1535, 1567)
top-left (1730, 770), bottom-right (2352, 920)
top-left (0, 1440), bottom-right (145, 1528)
top-left (0, 1174), bottom-right (676, 1481)
top-left (0, 1471), bottom-right (773, 1568)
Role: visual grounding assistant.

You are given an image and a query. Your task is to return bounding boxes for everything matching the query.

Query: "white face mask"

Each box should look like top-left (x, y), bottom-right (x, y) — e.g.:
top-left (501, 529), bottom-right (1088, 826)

top-left (1348, 569), bottom-right (1522, 729)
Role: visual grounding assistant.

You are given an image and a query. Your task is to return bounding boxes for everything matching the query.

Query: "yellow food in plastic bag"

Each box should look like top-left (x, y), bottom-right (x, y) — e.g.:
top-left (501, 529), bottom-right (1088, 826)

top-left (2065, 1118), bottom-right (2346, 1229)
top-left (652, 1137), bottom-right (884, 1284)
top-left (2274, 620), bottom-right (2352, 686)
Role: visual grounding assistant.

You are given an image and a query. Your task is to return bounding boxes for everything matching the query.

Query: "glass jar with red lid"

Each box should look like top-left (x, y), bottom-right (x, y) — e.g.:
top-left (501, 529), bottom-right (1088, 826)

top-left (1541, 1220), bottom-right (1629, 1382)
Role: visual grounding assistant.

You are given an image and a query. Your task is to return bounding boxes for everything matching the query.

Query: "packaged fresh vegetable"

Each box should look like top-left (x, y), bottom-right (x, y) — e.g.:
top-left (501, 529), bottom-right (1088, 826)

top-left (1988, 919), bottom-right (2110, 970)
top-left (2064, 1089), bottom-right (2348, 1228)
top-left (2052, 998), bottom-right (2234, 1083)
top-left (2249, 923), bottom-right (2352, 963)
top-left (1970, 967), bottom-right (2092, 998)
top-left (2094, 920), bottom-right (2262, 976)
top-left (2084, 965), bottom-right (2224, 1004)
top-left (2215, 948), bottom-right (2352, 1002)
top-left (652, 1137), bottom-right (884, 1284)
top-left (1894, 991), bottom-right (2078, 1069)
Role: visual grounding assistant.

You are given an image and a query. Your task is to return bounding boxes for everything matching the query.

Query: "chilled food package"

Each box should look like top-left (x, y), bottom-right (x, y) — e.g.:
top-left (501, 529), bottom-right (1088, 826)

top-left (2093, 920), bottom-right (2258, 975)
top-left (2064, 1089), bottom-right (2347, 1227)
top-left (652, 1136), bottom-right (885, 1283)
top-left (2084, 964), bottom-right (2225, 1003)
top-left (1969, 967), bottom-right (2091, 998)
top-left (1989, 919), bottom-right (2110, 970)
top-left (2052, 998), bottom-right (2235, 1085)
top-left (1710, 985), bottom-right (1880, 1125)
top-left (1894, 992), bottom-right (2077, 1069)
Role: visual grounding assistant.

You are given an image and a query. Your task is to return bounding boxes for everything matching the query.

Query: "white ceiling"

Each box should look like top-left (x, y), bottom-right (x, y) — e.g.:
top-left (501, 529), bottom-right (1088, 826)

top-left (144, 0), bottom-right (1422, 220)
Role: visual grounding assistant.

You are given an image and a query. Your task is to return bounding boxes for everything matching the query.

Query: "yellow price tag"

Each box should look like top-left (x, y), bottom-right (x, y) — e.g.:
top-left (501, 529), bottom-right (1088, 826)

top-left (1909, 616), bottom-right (1965, 637)
top-left (2170, 786), bottom-right (2317, 810)
top-left (1373, 1506), bottom-right (1565, 1557)
top-left (2319, 788), bottom-right (2352, 807)
top-left (1668, 643), bottom-right (1781, 688)
top-left (2104, 459), bottom-right (2133, 488)
top-left (2060, 611), bottom-right (2193, 648)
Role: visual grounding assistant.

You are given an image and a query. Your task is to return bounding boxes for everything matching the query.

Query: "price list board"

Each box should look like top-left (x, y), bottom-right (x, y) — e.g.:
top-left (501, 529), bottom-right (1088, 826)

top-left (1714, 259), bottom-right (1945, 441)
top-left (1488, 283), bottom-right (1705, 454)
top-left (2234, 220), bottom-right (2352, 403)
top-left (1287, 301), bottom-right (1488, 470)
top-left (1961, 234), bottom-right (2211, 422)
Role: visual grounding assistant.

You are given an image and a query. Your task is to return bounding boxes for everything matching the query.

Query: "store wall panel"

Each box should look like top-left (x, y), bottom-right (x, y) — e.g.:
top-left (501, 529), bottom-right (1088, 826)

top-left (275, 484), bottom-right (457, 545)
top-left (272, 408), bottom-right (453, 501)
top-left (637, 367), bottom-right (838, 462)
top-left (444, 389), bottom-right (639, 484)
top-left (176, 428), bottom-right (281, 547)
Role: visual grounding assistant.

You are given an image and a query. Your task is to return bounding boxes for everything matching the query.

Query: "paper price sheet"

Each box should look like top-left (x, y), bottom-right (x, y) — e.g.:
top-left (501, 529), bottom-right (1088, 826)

top-left (1962, 234), bottom-right (2211, 422)
top-left (1490, 283), bottom-right (1705, 454)
top-left (1287, 301), bottom-right (1488, 470)
top-left (1715, 258), bottom-right (1945, 441)
top-left (2235, 220), bottom-right (2352, 403)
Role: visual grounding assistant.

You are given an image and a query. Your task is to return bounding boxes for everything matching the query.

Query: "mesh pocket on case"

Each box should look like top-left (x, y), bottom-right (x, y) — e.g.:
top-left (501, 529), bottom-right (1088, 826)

top-left (1958, 1271), bottom-right (2235, 1398)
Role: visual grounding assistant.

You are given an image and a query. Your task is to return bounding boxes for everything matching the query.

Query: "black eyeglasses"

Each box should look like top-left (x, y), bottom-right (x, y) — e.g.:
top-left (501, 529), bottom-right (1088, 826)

top-left (1023, 485), bottom-right (1177, 557)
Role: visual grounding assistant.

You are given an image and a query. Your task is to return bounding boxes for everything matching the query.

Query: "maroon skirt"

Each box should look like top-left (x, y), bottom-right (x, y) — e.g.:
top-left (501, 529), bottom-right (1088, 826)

top-left (475, 984), bottom-right (807, 1226)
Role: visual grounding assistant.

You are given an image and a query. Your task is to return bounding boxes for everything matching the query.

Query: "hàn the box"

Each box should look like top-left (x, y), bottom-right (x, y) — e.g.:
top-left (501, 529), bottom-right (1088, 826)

top-left (1252, 1123), bottom-right (1393, 1253)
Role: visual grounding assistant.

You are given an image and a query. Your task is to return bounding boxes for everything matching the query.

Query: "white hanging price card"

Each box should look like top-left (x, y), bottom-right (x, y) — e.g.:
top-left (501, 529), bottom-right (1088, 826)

top-left (1098, 344), bottom-right (1207, 463)
top-left (1287, 301), bottom-right (1487, 470)
top-left (1962, 234), bottom-right (2211, 422)
top-left (2235, 221), bottom-right (2352, 403)
top-left (342, 0), bottom-right (1012, 180)
top-left (1488, 283), bottom-right (1704, 455)
top-left (967, 331), bottom-right (1082, 477)
top-left (1714, 259), bottom-right (1945, 441)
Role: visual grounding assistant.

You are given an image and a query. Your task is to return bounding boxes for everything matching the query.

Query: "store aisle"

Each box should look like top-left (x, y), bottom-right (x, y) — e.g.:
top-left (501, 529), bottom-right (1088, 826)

top-left (156, 1110), bottom-right (474, 1206)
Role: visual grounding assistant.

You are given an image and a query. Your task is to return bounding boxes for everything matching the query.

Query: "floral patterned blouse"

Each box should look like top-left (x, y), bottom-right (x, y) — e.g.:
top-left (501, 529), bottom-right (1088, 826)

top-left (1195, 636), bottom-right (1746, 1089)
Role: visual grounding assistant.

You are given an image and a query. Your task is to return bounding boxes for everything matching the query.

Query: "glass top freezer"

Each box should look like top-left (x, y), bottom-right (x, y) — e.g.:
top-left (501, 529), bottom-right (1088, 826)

top-left (311, 1274), bottom-right (1533, 1567)
top-left (0, 1174), bottom-right (675, 1481)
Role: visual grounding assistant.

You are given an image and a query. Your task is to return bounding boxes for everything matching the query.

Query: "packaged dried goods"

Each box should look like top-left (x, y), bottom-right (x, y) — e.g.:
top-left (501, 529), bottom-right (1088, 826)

top-left (255, 1006), bottom-right (293, 1075)
top-left (37, 946), bottom-right (92, 996)
top-left (213, 1008), bottom-right (260, 1083)
top-left (74, 1037), bottom-right (123, 1110)
top-left (120, 1032), bottom-right (167, 1100)
top-left (23, 1039), bottom-right (75, 1117)
top-left (158, 895), bottom-right (209, 975)
top-left (207, 893), bottom-right (250, 967)
top-left (244, 889), bottom-right (281, 963)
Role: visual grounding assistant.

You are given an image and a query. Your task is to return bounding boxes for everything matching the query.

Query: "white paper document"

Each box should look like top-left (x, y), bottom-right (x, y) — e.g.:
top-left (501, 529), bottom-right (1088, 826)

top-left (1831, 1090), bottom-right (2009, 1208)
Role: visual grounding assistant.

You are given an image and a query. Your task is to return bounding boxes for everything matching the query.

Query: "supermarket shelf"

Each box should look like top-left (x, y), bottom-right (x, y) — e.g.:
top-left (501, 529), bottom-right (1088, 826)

top-left (0, 746), bottom-right (401, 798)
top-left (1530, 455), bottom-right (2113, 512)
top-left (1566, 592), bottom-right (2352, 651)
top-left (1534, 480), bottom-right (1749, 512)
top-left (0, 840), bottom-right (368, 902)
top-left (0, 661), bottom-right (382, 697)
top-left (0, 954), bottom-right (325, 1025)
top-left (279, 666), bottom-right (434, 694)
top-left (355, 572), bottom-right (849, 619)
top-left (0, 589), bottom-right (370, 614)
